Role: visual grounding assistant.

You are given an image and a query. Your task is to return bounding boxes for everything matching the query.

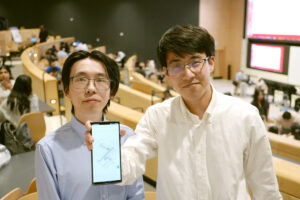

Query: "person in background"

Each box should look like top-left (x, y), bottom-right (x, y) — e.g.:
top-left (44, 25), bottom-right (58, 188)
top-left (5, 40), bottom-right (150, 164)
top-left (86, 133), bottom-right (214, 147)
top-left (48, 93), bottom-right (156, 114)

top-left (0, 65), bottom-right (15, 104)
top-left (0, 74), bottom-right (38, 127)
top-left (276, 111), bottom-right (300, 135)
top-left (57, 44), bottom-right (69, 60)
top-left (45, 56), bottom-right (61, 78)
top-left (60, 41), bottom-right (70, 53)
top-left (35, 50), bottom-right (144, 200)
top-left (233, 70), bottom-right (249, 96)
top-left (146, 59), bottom-right (156, 74)
top-left (256, 78), bottom-right (267, 93)
top-left (251, 88), bottom-right (269, 122)
top-left (85, 25), bottom-right (281, 199)
top-left (39, 25), bottom-right (48, 43)
top-left (145, 59), bottom-right (157, 78)
top-left (135, 61), bottom-right (146, 77)
top-left (115, 51), bottom-right (126, 69)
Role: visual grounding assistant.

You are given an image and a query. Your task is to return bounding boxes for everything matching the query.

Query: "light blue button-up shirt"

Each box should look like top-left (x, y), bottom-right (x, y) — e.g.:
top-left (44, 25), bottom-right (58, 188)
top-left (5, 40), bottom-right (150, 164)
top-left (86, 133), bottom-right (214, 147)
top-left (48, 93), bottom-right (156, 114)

top-left (35, 116), bottom-right (144, 200)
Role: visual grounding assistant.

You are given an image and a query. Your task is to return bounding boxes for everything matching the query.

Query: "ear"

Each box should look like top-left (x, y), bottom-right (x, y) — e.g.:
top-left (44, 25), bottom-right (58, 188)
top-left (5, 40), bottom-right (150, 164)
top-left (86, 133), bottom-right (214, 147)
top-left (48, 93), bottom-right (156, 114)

top-left (163, 67), bottom-right (169, 78)
top-left (208, 56), bottom-right (215, 74)
top-left (64, 90), bottom-right (70, 98)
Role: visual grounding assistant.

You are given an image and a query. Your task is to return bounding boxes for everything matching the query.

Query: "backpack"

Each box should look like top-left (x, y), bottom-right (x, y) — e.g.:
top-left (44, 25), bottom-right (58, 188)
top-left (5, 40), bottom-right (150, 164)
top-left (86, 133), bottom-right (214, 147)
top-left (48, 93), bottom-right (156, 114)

top-left (0, 120), bottom-right (35, 155)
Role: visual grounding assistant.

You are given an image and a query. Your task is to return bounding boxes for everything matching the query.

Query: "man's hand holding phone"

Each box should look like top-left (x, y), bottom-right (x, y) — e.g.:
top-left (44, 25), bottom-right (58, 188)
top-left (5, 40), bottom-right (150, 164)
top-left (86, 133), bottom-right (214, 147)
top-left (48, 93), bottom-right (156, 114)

top-left (88, 121), bottom-right (126, 184)
top-left (84, 121), bottom-right (126, 151)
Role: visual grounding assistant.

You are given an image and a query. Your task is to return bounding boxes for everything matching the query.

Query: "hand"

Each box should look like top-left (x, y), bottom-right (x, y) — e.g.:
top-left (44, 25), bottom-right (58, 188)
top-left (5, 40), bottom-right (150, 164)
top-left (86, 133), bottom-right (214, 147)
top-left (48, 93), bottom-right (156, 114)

top-left (84, 120), bottom-right (126, 151)
top-left (1, 79), bottom-right (12, 90)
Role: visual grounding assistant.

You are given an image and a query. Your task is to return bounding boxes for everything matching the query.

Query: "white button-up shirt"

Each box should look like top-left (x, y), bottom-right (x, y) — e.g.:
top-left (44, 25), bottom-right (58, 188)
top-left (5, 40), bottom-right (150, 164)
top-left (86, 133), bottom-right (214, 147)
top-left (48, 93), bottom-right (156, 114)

top-left (121, 87), bottom-right (282, 200)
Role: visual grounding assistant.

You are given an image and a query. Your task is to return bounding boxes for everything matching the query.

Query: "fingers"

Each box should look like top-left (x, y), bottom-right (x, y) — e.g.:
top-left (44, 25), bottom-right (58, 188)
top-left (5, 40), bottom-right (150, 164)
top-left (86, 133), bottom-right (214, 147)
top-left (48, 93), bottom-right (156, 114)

top-left (84, 120), bottom-right (94, 151)
top-left (85, 120), bottom-right (92, 131)
top-left (120, 129), bottom-right (126, 138)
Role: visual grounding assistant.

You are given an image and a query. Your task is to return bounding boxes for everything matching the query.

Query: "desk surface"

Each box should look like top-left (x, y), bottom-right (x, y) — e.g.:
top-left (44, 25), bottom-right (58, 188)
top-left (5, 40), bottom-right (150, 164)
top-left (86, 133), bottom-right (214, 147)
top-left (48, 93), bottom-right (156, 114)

top-left (0, 151), bottom-right (35, 197)
top-left (38, 99), bottom-right (55, 113)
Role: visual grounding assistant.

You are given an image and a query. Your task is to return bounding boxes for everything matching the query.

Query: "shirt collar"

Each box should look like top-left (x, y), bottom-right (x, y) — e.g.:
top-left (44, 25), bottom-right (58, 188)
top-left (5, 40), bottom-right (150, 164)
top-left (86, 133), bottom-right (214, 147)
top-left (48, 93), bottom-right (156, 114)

top-left (69, 115), bottom-right (107, 141)
top-left (179, 85), bottom-right (218, 123)
top-left (70, 115), bottom-right (87, 141)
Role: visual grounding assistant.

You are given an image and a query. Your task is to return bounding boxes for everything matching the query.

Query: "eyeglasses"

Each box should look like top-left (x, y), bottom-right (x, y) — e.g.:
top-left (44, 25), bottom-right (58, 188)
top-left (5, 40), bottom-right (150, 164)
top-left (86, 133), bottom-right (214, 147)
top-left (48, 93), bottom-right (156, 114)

top-left (167, 57), bottom-right (210, 76)
top-left (70, 76), bottom-right (111, 90)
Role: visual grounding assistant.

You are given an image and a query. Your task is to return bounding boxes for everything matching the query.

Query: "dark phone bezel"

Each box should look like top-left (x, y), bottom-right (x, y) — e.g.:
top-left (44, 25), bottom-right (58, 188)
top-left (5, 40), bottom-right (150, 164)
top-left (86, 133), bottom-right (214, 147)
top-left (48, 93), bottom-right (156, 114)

top-left (91, 121), bottom-right (122, 185)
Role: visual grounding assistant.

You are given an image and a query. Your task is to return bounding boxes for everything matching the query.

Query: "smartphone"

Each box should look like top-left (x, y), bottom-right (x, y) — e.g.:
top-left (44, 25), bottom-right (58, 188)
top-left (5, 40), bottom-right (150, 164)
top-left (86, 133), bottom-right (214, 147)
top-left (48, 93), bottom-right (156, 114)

top-left (91, 121), bottom-right (122, 184)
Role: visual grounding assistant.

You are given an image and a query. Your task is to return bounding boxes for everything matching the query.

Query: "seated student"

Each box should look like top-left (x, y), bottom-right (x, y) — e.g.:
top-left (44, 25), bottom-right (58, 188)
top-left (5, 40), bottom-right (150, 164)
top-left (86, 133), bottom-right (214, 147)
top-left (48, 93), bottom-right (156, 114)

top-left (45, 56), bottom-right (61, 78)
top-left (251, 88), bottom-right (269, 122)
top-left (0, 74), bottom-right (38, 127)
top-left (255, 78), bottom-right (267, 93)
top-left (35, 50), bottom-right (144, 199)
top-left (0, 65), bottom-right (15, 104)
top-left (233, 70), bottom-right (249, 96)
top-left (276, 111), bottom-right (300, 135)
top-left (135, 61), bottom-right (146, 77)
top-left (115, 51), bottom-right (126, 68)
top-left (57, 41), bottom-right (69, 59)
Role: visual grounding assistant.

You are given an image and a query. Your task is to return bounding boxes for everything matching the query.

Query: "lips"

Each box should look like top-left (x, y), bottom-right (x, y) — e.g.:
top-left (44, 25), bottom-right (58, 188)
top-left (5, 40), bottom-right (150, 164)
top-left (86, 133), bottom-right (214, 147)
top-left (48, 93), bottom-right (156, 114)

top-left (83, 99), bottom-right (100, 103)
top-left (183, 82), bottom-right (200, 88)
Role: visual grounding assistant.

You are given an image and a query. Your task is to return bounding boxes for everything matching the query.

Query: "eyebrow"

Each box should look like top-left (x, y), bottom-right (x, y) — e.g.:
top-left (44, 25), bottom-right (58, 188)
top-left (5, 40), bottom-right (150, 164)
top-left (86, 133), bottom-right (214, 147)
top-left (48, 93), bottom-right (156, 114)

top-left (72, 72), bottom-right (107, 77)
top-left (167, 55), bottom-right (204, 65)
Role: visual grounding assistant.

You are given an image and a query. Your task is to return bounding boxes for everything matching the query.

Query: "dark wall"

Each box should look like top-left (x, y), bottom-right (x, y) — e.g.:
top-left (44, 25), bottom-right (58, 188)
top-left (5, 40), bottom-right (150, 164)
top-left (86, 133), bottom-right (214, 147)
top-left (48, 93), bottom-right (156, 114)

top-left (0, 0), bottom-right (199, 66)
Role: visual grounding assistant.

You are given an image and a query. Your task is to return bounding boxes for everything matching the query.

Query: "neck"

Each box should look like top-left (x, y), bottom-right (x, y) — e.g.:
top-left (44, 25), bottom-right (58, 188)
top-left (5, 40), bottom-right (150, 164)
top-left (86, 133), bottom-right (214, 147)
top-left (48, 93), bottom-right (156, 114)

top-left (182, 85), bottom-right (213, 120)
top-left (74, 111), bottom-right (103, 125)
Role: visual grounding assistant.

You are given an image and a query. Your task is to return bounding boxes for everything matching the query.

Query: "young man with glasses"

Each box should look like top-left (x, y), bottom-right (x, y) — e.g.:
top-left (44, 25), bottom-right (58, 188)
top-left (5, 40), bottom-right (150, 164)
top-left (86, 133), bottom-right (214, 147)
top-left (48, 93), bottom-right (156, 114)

top-left (85, 25), bottom-right (281, 199)
top-left (35, 50), bottom-right (144, 199)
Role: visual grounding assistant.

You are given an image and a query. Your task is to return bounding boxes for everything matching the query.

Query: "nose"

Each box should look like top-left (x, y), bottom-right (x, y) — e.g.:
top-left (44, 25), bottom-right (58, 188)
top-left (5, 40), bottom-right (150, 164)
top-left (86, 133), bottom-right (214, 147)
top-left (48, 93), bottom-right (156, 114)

top-left (182, 65), bottom-right (196, 77)
top-left (86, 79), bottom-right (96, 94)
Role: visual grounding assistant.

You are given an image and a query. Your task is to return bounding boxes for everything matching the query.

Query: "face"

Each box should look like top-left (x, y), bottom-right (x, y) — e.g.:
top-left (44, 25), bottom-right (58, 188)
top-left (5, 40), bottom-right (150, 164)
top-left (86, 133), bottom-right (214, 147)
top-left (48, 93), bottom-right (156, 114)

top-left (163, 51), bottom-right (214, 102)
top-left (66, 58), bottom-right (111, 118)
top-left (50, 61), bottom-right (57, 68)
top-left (0, 68), bottom-right (10, 81)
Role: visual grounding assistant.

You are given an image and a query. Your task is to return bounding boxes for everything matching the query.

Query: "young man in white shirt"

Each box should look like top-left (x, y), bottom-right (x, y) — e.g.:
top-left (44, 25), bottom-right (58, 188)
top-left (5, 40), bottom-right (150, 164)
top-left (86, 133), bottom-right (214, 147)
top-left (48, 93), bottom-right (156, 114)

top-left (85, 25), bottom-right (282, 200)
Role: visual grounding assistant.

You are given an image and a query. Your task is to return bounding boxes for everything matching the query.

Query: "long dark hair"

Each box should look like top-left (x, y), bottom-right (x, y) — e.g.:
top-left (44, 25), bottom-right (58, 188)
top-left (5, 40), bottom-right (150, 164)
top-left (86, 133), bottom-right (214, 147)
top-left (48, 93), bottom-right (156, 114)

top-left (251, 89), bottom-right (266, 107)
top-left (7, 74), bottom-right (32, 115)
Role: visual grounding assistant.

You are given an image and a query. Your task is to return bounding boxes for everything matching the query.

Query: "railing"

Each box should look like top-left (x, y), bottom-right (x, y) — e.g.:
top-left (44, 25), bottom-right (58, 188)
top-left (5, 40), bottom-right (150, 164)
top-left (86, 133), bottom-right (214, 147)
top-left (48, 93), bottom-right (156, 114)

top-left (20, 37), bottom-right (75, 115)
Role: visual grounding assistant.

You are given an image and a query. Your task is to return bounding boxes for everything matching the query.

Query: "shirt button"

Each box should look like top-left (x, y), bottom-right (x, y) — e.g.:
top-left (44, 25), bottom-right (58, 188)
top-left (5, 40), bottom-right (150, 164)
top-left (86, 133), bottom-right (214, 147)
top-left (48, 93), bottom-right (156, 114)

top-left (102, 194), bottom-right (107, 199)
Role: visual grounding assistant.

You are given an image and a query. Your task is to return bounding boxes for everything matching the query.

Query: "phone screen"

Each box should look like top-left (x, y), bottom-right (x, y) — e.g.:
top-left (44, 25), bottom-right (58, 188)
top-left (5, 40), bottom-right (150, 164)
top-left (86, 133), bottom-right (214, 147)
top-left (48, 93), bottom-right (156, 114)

top-left (91, 121), bottom-right (121, 184)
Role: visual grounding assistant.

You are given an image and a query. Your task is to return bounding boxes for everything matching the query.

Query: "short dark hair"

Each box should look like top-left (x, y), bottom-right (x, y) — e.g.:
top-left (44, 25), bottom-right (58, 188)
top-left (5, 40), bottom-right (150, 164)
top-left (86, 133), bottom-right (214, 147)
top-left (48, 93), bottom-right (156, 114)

top-left (62, 50), bottom-right (120, 114)
top-left (49, 55), bottom-right (58, 63)
top-left (157, 24), bottom-right (215, 68)
top-left (282, 111), bottom-right (291, 120)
